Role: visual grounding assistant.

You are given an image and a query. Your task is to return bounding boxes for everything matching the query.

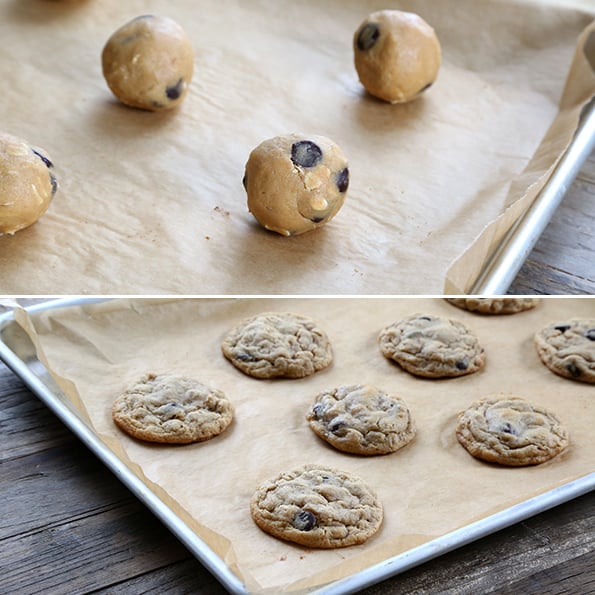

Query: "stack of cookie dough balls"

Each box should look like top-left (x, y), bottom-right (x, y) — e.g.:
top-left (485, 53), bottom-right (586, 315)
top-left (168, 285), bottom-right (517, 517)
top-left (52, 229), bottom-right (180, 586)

top-left (102, 15), bottom-right (194, 111)
top-left (0, 132), bottom-right (57, 235)
top-left (353, 10), bottom-right (441, 103)
top-left (243, 134), bottom-right (350, 236)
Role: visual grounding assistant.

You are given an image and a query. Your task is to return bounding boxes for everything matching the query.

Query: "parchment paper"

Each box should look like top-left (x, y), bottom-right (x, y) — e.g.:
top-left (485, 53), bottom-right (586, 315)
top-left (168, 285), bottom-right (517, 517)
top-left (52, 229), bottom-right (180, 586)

top-left (0, 0), bottom-right (594, 295)
top-left (11, 297), bottom-right (595, 593)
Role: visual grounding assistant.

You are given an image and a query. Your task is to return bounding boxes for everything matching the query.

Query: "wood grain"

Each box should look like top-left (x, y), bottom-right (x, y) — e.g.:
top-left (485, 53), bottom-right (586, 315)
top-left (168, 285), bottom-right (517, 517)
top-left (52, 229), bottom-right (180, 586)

top-left (508, 151), bottom-right (595, 295)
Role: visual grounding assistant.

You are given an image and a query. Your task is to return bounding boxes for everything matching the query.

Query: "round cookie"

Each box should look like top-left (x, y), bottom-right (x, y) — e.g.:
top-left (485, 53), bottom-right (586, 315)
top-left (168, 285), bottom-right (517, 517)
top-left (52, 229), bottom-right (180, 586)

top-left (456, 396), bottom-right (569, 466)
top-left (250, 464), bottom-right (383, 548)
top-left (112, 373), bottom-right (234, 444)
top-left (102, 15), bottom-right (194, 111)
top-left (243, 133), bottom-right (349, 236)
top-left (0, 132), bottom-right (57, 235)
top-left (306, 384), bottom-right (416, 455)
top-left (534, 319), bottom-right (595, 384)
top-left (378, 314), bottom-right (486, 378)
top-left (445, 298), bottom-right (539, 315)
top-left (221, 312), bottom-right (333, 379)
top-left (353, 10), bottom-right (441, 104)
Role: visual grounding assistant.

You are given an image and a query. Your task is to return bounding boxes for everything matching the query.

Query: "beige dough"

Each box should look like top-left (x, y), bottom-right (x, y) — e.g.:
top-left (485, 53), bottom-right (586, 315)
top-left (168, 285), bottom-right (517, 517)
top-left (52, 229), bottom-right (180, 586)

top-left (353, 10), bottom-right (441, 104)
top-left (243, 134), bottom-right (349, 236)
top-left (101, 15), bottom-right (194, 111)
top-left (0, 132), bottom-right (57, 235)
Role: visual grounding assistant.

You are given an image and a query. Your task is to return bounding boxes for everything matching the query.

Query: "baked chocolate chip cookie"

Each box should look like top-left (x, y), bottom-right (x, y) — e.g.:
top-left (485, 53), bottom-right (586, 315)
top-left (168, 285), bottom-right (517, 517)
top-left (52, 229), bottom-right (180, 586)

top-left (112, 373), bottom-right (234, 444)
top-left (445, 298), bottom-right (539, 315)
top-left (306, 385), bottom-right (416, 455)
top-left (250, 464), bottom-right (383, 548)
top-left (221, 312), bottom-right (332, 379)
top-left (534, 319), bottom-right (595, 384)
top-left (456, 396), bottom-right (569, 466)
top-left (378, 314), bottom-right (486, 378)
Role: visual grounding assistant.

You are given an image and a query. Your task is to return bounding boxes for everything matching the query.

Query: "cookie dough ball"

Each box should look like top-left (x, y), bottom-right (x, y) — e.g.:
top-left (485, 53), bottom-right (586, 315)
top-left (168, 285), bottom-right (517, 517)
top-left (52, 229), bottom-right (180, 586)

top-left (101, 15), bottom-right (194, 111)
top-left (243, 134), bottom-right (349, 236)
top-left (0, 132), bottom-right (57, 235)
top-left (353, 10), bottom-right (441, 104)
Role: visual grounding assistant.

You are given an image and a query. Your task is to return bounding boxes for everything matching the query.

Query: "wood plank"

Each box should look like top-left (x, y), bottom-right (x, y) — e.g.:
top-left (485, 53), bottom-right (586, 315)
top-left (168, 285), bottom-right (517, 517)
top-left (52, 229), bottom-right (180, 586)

top-left (509, 155), bottom-right (595, 295)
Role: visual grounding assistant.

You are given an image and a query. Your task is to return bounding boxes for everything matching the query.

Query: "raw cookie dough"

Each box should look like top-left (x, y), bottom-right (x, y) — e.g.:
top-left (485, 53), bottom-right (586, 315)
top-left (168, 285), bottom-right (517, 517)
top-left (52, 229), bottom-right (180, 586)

top-left (378, 314), bottom-right (486, 378)
top-left (446, 298), bottom-right (539, 315)
top-left (353, 10), bottom-right (441, 104)
top-left (534, 319), bottom-right (595, 384)
top-left (456, 396), bottom-right (569, 466)
top-left (0, 132), bottom-right (57, 235)
top-left (112, 373), bottom-right (234, 444)
top-left (243, 133), bottom-right (349, 236)
top-left (306, 384), bottom-right (416, 455)
top-left (221, 312), bottom-right (332, 379)
top-left (102, 15), bottom-right (194, 111)
top-left (250, 464), bottom-right (383, 548)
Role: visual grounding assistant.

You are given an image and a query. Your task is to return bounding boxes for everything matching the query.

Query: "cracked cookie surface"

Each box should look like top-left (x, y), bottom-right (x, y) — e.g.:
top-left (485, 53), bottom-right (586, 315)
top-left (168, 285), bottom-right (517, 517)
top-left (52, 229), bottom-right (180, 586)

top-left (456, 396), bottom-right (568, 466)
top-left (112, 373), bottom-right (233, 443)
top-left (445, 298), bottom-right (539, 315)
top-left (534, 319), bottom-right (595, 383)
top-left (250, 464), bottom-right (383, 548)
top-left (221, 312), bottom-right (332, 379)
top-left (306, 385), bottom-right (415, 455)
top-left (378, 314), bottom-right (485, 378)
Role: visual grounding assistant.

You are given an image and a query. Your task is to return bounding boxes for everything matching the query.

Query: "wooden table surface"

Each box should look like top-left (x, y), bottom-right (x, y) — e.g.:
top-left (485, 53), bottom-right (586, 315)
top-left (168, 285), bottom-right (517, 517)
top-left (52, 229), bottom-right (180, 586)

top-left (508, 148), bottom-right (595, 295)
top-left (1, 300), bottom-right (594, 595)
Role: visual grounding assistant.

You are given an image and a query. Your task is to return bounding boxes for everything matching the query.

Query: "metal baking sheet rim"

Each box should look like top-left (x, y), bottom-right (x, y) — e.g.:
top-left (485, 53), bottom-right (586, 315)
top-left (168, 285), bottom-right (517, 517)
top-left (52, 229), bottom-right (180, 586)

top-left (1, 298), bottom-right (593, 595)
top-left (469, 95), bottom-right (595, 295)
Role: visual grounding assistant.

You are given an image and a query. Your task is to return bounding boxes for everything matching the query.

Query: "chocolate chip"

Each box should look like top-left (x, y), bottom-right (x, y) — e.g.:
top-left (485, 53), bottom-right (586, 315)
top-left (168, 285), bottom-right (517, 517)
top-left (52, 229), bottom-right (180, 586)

top-left (328, 420), bottom-right (346, 435)
top-left (566, 362), bottom-right (581, 377)
top-left (166, 78), bottom-right (184, 100)
top-left (499, 422), bottom-right (516, 435)
top-left (554, 325), bottom-right (571, 333)
top-left (584, 329), bottom-right (595, 341)
top-left (31, 148), bottom-right (53, 169)
top-left (357, 23), bottom-right (380, 51)
top-left (312, 404), bottom-right (324, 418)
top-left (293, 510), bottom-right (317, 531)
top-left (50, 173), bottom-right (58, 195)
top-left (291, 141), bottom-right (322, 168)
top-left (242, 173), bottom-right (247, 190)
top-left (336, 168), bottom-right (349, 193)
top-left (235, 353), bottom-right (253, 362)
top-left (455, 359), bottom-right (468, 371)
top-left (310, 215), bottom-right (325, 223)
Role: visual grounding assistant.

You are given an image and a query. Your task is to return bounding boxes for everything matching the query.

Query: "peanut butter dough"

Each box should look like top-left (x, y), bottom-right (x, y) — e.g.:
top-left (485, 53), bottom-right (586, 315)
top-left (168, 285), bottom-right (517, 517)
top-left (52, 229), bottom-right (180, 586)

top-left (101, 15), bottom-right (194, 111)
top-left (353, 10), bottom-right (441, 104)
top-left (0, 132), bottom-right (57, 235)
top-left (243, 134), bottom-right (349, 236)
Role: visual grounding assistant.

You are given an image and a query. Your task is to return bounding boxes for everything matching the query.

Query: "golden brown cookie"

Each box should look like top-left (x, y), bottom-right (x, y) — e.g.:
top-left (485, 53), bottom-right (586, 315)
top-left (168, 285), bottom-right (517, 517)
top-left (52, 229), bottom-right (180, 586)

top-left (306, 385), bottom-right (415, 455)
top-left (445, 298), bottom-right (539, 315)
top-left (112, 373), bottom-right (234, 444)
top-left (534, 319), bottom-right (595, 383)
top-left (243, 133), bottom-right (349, 236)
top-left (353, 10), bottom-right (441, 103)
top-left (456, 396), bottom-right (569, 466)
top-left (0, 132), bottom-right (57, 235)
top-left (221, 312), bottom-right (332, 379)
top-left (102, 15), bottom-right (194, 111)
top-left (250, 464), bottom-right (383, 548)
top-left (378, 314), bottom-right (486, 378)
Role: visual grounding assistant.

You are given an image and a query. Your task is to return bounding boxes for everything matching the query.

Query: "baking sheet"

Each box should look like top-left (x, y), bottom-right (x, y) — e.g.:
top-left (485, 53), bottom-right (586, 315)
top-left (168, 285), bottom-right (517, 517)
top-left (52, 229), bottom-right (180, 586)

top-left (1, 297), bottom-right (594, 593)
top-left (0, 0), bottom-right (594, 294)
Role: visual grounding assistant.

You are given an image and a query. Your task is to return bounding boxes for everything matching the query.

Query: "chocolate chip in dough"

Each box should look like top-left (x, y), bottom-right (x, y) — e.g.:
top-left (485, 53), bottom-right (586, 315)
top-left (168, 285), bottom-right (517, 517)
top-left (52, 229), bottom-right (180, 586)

top-left (291, 140), bottom-right (323, 168)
